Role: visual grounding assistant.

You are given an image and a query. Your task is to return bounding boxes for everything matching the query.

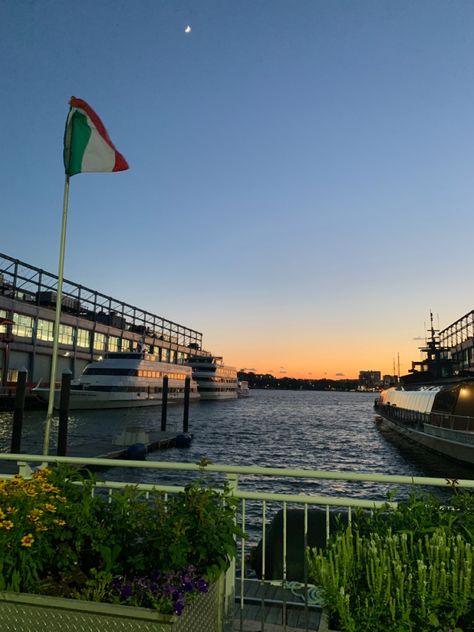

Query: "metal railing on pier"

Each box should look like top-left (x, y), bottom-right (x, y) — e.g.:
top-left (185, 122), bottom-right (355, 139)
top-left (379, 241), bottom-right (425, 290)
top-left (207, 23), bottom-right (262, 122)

top-left (1, 453), bottom-right (474, 631)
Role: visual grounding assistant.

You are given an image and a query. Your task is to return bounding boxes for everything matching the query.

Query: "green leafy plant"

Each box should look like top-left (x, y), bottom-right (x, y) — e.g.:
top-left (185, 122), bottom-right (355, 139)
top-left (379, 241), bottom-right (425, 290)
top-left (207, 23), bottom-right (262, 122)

top-left (308, 492), bottom-right (474, 632)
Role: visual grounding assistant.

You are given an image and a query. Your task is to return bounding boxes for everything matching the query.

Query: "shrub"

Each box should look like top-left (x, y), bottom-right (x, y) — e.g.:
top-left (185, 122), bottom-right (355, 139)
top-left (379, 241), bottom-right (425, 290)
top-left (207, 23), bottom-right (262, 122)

top-left (308, 493), bottom-right (474, 632)
top-left (0, 466), bottom-right (242, 615)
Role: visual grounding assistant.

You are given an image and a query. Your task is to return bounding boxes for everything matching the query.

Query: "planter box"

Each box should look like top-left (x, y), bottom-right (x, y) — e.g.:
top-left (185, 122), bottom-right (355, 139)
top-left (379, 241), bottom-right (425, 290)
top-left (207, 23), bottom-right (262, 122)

top-left (0, 575), bottom-right (224, 632)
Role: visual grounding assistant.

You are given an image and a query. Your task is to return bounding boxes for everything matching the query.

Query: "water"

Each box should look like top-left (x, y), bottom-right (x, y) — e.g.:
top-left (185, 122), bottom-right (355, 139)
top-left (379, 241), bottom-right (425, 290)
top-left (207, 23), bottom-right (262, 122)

top-left (1, 390), bottom-right (472, 503)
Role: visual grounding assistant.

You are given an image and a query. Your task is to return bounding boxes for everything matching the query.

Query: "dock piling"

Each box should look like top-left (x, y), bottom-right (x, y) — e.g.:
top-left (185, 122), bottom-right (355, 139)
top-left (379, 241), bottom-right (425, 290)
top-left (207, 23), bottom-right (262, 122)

top-left (11, 368), bottom-right (27, 453)
top-left (57, 369), bottom-right (72, 456)
top-left (161, 376), bottom-right (168, 431)
top-left (183, 376), bottom-right (190, 433)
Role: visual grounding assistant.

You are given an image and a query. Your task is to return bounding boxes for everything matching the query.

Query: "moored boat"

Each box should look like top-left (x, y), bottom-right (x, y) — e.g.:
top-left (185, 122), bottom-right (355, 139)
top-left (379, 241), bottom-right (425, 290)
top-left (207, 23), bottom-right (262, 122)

top-left (374, 314), bottom-right (474, 466)
top-left (237, 380), bottom-right (250, 397)
top-left (34, 351), bottom-right (200, 410)
top-left (187, 355), bottom-right (238, 400)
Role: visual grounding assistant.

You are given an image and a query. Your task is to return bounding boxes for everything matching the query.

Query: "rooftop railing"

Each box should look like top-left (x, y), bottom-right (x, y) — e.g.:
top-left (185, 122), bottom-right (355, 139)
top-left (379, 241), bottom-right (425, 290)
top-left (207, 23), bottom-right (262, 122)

top-left (0, 252), bottom-right (203, 350)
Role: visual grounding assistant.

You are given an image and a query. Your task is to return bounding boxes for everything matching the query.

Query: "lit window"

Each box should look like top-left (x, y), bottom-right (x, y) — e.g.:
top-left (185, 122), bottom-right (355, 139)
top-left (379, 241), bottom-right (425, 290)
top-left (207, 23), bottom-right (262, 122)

top-left (37, 319), bottom-right (54, 342)
top-left (12, 313), bottom-right (33, 338)
top-left (58, 324), bottom-right (73, 346)
top-left (108, 336), bottom-right (119, 352)
top-left (94, 332), bottom-right (105, 351)
top-left (0, 309), bottom-right (7, 334)
top-left (77, 329), bottom-right (90, 349)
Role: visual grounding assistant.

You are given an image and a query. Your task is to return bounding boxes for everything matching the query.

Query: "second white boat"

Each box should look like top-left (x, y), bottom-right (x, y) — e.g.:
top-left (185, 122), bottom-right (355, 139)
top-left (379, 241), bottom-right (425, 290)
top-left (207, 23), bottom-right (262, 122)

top-left (34, 351), bottom-right (200, 410)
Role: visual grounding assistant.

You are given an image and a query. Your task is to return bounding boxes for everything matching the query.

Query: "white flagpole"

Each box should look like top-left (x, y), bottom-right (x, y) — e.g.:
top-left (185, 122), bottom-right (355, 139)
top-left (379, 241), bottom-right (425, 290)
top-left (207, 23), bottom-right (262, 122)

top-left (43, 175), bottom-right (70, 455)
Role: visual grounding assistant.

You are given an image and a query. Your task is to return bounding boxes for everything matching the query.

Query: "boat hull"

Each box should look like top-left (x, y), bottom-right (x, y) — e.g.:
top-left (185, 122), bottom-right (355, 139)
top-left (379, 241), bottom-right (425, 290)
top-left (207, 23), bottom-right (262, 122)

top-left (198, 390), bottom-right (237, 401)
top-left (377, 412), bottom-right (474, 466)
top-left (34, 389), bottom-right (200, 411)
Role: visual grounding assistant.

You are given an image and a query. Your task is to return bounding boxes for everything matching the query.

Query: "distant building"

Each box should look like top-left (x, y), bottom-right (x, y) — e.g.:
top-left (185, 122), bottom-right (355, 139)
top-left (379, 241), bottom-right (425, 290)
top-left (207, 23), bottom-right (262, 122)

top-left (383, 374), bottom-right (397, 388)
top-left (358, 370), bottom-right (382, 390)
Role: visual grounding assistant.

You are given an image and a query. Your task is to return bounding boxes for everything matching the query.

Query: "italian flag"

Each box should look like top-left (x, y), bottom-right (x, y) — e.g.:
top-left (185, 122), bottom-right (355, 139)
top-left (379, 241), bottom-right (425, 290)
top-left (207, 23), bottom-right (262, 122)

top-left (64, 97), bottom-right (129, 176)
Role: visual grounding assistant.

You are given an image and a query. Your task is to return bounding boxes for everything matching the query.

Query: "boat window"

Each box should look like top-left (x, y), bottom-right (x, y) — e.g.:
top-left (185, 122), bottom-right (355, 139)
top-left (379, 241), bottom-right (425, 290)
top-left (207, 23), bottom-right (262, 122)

top-left (432, 388), bottom-right (459, 414)
top-left (83, 368), bottom-right (138, 376)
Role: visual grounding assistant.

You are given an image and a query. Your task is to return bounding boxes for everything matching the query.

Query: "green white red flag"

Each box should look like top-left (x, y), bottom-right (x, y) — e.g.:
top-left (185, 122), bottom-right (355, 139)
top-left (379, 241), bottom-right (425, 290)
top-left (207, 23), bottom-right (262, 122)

top-left (63, 97), bottom-right (129, 176)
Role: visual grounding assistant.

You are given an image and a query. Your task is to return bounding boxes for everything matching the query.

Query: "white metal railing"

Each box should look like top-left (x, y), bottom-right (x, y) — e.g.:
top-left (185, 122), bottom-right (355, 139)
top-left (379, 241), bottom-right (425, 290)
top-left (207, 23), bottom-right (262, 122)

top-left (1, 453), bottom-right (473, 631)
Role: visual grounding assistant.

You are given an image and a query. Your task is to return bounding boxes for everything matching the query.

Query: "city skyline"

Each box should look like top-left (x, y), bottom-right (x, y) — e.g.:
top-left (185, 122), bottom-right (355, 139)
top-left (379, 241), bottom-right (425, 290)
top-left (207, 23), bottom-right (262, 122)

top-left (2, 1), bottom-right (474, 379)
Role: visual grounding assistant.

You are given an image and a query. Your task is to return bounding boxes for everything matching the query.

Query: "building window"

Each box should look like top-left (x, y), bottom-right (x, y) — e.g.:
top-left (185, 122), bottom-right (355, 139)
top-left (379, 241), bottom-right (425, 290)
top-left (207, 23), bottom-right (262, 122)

top-left (94, 332), bottom-right (106, 351)
top-left (108, 336), bottom-right (120, 352)
top-left (7, 369), bottom-right (19, 383)
top-left (59, 324), bottom-right (74, 346)
top-left (77, 328), bottom-right (90, 349)
top-left (0, 309), bottom-right (7, 334)
top-left (12, 313), bottom-right (33, 338)
top-left (121, 338), bottom-right (130, 352)
top-left (37, 319), bottom-right (54, 342)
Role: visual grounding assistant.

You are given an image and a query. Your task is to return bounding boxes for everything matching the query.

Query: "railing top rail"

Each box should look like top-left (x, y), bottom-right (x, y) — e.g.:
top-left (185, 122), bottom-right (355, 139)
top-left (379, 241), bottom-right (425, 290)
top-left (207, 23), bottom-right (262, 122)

top-left (0, 473), bottom-right (396, 509)
top-left (1, 453), bottom-right (473, 489)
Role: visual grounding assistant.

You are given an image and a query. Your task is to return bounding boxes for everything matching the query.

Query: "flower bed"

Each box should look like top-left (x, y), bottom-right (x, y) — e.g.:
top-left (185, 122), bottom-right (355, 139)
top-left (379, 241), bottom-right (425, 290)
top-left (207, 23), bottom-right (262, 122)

top-left (0, 574), bottom-right (224, 631)
top-left (0, 465), bottom-right (241, 630)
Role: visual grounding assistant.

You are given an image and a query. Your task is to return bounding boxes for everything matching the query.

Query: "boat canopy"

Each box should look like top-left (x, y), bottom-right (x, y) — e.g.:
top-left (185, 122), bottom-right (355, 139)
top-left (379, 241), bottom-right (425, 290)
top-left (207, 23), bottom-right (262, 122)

top-left (379, 387), bottom-right (441, 414)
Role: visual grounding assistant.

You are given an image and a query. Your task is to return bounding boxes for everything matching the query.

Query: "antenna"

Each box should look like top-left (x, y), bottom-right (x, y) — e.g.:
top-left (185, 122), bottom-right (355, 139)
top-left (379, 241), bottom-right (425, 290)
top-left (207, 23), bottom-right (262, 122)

top-left (397, 352), bottom-right (400, 378)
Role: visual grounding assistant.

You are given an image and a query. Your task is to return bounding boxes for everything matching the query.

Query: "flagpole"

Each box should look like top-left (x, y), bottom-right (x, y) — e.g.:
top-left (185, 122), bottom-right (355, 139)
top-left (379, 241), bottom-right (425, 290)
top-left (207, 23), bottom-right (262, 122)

top-left (43, 175), bottom-right (70, 455)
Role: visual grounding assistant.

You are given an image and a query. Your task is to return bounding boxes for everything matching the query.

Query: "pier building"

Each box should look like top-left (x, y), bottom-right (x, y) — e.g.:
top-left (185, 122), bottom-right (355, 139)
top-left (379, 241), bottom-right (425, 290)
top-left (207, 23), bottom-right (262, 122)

top-left (439, 309), bottom-right (474, 373)
top-left (0, 252), bottom-right (205, 390)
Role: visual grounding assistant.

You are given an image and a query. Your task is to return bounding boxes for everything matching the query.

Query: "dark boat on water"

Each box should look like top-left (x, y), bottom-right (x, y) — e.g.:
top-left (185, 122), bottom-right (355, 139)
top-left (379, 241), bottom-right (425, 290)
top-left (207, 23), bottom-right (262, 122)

top-left (375, 314), bottom-right (474, 466)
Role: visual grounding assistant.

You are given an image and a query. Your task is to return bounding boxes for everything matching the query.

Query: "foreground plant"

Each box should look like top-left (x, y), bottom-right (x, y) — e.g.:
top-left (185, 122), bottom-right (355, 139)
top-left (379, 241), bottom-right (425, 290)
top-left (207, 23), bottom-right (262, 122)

top-left (308, 524), bottom-right (473, 632)
top-left (0, 466), bottom-right (241, 617)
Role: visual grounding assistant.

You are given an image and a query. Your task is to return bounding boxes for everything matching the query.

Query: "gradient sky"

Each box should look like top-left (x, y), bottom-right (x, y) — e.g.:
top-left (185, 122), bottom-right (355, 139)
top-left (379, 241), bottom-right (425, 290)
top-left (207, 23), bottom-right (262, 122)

top-left (2, 1), bottom-right (474, 379)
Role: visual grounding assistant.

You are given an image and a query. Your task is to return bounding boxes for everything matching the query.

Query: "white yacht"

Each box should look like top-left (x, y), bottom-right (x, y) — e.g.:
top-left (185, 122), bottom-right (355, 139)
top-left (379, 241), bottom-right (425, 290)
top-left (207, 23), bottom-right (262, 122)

top-left (187, 355), bottom-right (238, 400)
top-left (237, 380), bottom-right (250, 397)
top-left (34, 352), bottom-right (200, 410)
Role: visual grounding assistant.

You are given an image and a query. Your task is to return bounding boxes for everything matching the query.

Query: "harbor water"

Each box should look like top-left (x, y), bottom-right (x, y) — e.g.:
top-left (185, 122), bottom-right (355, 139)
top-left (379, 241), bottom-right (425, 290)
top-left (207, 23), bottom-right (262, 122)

top-left (1, 389), bottom-right (472, 501)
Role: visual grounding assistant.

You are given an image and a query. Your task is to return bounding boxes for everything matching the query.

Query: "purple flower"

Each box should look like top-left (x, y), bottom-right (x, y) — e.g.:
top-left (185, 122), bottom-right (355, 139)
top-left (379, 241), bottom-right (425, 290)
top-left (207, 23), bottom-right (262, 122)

top-left (174, 599), bottom-right (185, 615)
top-left (120, 584), bottom-right (133, 599)
top-left (196, 579), bottom-right (208, 593)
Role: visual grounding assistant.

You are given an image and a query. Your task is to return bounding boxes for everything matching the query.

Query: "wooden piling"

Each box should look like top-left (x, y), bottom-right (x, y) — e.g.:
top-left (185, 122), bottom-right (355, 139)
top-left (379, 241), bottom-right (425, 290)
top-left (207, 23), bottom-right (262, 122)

top-left (57, 370), bottom-right (72, 456)
top-left (161, 376), bottom-right (169, 431)
top-left (183, 376), bottom-right (190, 433)
top-left (11, 368), bottom-right (27, 453)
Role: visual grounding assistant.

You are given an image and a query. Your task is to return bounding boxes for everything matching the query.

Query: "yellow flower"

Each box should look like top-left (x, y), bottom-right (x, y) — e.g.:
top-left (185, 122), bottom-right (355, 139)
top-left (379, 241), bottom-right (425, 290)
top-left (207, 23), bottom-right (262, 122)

top-left (23, 485), bottom-right (37, 497)
top-left (54, 495), bottom-right (66, 504)
top-left (6, 506), bottom-right (17, 514)
top-left (35, 524), bottom-right (48, 532)
top-left (27, 509), bottom-right (43, 522)
top-left (21, 534), bottom-right (34, 547)
top-left (41, 483), bottom-right (59, 493)
top-left (53, 518), bottom-right (66, 526)
top-left (0, 509), bottom-right (5, 520)
top-left (0, 520), bottom-right (13, 530)
top-left (43, 503), bottom-right (56, 513)
top-left (32, 467), bottom-right (50, 480)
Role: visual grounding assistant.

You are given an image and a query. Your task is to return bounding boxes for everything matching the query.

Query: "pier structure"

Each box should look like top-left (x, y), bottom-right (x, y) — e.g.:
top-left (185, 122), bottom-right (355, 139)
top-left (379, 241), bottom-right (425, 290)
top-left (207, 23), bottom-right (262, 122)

top-left (439, 309), bottom-right (474, 372)
top-left (0, 252), bottom-right (205, 390)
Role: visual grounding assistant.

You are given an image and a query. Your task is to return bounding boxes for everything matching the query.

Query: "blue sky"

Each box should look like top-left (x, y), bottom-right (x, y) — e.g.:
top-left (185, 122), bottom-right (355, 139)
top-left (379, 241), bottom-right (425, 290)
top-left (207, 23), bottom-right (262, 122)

top-left (2, 1), bottom-right (474, 377)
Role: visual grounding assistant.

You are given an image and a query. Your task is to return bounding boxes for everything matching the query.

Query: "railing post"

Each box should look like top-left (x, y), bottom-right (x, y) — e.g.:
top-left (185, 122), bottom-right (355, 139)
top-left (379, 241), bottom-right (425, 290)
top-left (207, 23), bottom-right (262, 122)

top-left (57, 370), bottom-right (72, 456)
top-left (225, 473), bottom-right (238, 625)
top-left (11, 368), bottom-right (27, 453)
top-left (161, 376), bottom-right (168, 431)
top-left (183, 376), bottom-right (190, 432)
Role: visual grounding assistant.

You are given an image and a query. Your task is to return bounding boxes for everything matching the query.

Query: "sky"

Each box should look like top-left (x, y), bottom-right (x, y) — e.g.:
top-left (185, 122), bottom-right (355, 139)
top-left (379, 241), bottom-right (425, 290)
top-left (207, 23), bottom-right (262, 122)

top-left (2, 0), bottom-right (474, 379)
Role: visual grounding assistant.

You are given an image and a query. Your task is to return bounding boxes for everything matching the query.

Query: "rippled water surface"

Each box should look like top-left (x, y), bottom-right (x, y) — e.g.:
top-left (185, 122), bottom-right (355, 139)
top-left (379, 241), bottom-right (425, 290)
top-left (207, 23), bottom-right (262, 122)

top-left (1, 390), bottom-right (473, 503)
